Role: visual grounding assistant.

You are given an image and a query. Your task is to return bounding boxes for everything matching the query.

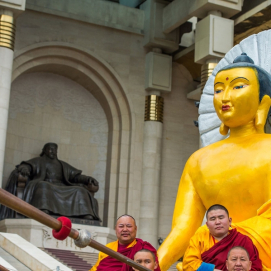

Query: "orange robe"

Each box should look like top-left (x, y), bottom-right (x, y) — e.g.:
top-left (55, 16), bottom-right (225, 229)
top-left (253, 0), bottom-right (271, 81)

top-left (232, 199), bottom-right (271, 271)
top-left (182, 200), bottom-right (271, 271)
top-left (182, 225), bottom-right (221, 271)
top-left (182, 228), bottom-right (261, 271)
top-left (90, 238), bottom-right (160, 271)
top-left (90, 240), bottom-right (135, 271)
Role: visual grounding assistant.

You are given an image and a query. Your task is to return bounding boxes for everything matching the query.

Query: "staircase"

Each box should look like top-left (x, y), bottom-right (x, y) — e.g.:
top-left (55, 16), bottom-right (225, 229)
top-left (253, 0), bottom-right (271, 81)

top-left (41, 247), bottom-right (178, 271)
top-left (41, 248), bottom-right (94, 271)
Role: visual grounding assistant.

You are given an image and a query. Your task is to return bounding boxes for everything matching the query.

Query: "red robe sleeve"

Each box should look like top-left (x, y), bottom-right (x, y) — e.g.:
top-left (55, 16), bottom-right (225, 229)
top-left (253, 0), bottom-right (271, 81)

top-left (241, 236), bottom-right (262, 271)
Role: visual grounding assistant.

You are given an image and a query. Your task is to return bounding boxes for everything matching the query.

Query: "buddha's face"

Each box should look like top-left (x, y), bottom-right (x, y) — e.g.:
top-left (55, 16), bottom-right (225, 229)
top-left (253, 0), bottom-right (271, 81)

top-left (214, 67), bottom-right (260, 127)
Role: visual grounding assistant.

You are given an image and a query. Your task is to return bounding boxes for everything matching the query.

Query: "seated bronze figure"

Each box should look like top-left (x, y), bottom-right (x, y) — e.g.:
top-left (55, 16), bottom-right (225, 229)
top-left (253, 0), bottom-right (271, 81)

top-left (0, 142), bottom-right (101, 222)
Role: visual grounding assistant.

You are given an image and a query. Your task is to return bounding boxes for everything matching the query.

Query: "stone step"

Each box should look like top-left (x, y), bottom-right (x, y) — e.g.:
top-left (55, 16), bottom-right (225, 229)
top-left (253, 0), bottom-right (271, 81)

top-left (41, 247), bottom-right (179, 271)
top-left (41, 248), bottom-right (92, 271)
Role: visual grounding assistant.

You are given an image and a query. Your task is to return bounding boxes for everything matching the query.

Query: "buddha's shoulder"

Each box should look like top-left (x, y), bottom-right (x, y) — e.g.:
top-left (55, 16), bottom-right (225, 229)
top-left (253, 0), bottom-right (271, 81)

top-left (188, 133), bottom-right (271, 161)
top-left (188, 140), bottom-right (225, 159)
top-left (254, 133), bottom-right (271, 141)
top-left (186, 145), bottom-right (215, 163)
top-left (248, 134), bottom-right (271, 149)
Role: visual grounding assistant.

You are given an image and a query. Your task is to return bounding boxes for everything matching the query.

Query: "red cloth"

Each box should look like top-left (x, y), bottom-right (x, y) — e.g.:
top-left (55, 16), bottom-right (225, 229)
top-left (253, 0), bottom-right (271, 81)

top-left (201, 229), bottom-right (262, 271)
top-left (96, 238), bottom-right (161, 271)
top-left (52, 216), bottom-right (72, 240)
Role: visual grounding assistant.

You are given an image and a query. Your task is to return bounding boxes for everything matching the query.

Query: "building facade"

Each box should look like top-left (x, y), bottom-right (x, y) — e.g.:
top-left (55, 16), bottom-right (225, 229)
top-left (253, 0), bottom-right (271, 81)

top-left (0, 0), bottom-right (270, 251)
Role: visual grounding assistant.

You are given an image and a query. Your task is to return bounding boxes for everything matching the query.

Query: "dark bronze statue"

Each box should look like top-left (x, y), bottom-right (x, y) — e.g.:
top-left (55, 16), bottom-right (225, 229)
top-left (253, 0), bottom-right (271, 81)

top-left (0, 143), bottom-right (101, 222)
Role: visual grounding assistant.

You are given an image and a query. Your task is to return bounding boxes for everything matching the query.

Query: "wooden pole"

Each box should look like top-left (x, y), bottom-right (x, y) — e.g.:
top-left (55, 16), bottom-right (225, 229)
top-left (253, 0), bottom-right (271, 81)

top-left (0, 188), bottom-right (151, 271)
top-left (0, 265), bottom-right (9, 271)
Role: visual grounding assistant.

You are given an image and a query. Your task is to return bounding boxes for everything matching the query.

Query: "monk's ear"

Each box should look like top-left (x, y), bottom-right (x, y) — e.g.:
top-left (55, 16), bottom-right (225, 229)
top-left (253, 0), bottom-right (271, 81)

top-left (226, 260), bottom-right (229, 270)
top-left (154, 261), bottom-right (158, 269)
top-left (255, 95), bottom-right (271, 133)
top-left (248, 261), bottom-right (252, 270)
top-left (229, 217), bottom-right (232, 227)
top-left (219, 123), bottom-right (229, 136)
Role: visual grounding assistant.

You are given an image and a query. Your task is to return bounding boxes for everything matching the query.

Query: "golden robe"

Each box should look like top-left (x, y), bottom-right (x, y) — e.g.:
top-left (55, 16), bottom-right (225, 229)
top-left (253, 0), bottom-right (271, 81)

top-left (181, 200), bottom-right (271, 271)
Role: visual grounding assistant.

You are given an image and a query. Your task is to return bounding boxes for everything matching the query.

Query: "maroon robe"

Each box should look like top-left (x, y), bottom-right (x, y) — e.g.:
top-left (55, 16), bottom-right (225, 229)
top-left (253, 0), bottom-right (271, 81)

top-left (201, 229), bottom-right (262, 271)
top-left (96, 238), bottom-right (161, 271)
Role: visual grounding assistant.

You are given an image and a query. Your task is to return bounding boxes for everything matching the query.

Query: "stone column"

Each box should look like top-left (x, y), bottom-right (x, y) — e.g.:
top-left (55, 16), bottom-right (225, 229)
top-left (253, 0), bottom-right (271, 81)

top-left (138, 47), bottom-right (171, 247)
top-left (0, 9), bottom-right (15, 187)
top-left (139, 93), bottom-right (163, 247)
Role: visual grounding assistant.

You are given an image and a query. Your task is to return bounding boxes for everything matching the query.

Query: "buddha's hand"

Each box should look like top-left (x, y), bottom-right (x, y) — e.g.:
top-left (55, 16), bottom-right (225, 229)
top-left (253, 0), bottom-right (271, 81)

top-left (18, 165), bottom-right (31, 177)
top-left (176, 262), bottom-right (183, 271)
top-left (214, 269), bottom-right (222, 271)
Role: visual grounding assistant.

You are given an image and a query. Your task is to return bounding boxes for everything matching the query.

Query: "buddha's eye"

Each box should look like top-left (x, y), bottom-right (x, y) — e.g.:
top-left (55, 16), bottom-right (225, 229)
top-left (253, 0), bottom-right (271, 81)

top-left (233, 84), bottom-right (248, 90)
top-left (215, 90), bottom-right (222, 94)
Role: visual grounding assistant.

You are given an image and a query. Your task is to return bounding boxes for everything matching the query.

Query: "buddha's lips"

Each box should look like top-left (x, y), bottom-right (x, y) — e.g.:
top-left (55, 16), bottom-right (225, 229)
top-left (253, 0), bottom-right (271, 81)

top-left (222, 105), bottom-right (230, 111)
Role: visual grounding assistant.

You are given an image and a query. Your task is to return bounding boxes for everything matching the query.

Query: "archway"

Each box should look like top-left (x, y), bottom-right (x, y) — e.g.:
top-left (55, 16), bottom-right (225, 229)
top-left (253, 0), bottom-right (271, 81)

top-left (10, 42), bottom-right (135, 227)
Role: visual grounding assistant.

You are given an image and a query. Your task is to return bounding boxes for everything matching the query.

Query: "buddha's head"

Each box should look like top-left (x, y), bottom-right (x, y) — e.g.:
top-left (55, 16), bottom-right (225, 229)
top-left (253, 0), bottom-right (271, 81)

top-left (213, 53), bottom-right (271, 135)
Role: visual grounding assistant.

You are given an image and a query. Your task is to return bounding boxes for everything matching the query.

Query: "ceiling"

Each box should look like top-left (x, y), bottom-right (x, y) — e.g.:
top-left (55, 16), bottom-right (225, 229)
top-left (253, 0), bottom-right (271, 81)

top-left (105, 0), bottom-right (173, 8)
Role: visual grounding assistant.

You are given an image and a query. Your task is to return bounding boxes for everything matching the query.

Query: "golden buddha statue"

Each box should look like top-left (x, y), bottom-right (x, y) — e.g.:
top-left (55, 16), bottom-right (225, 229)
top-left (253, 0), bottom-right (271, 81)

top-left (157, 53), bottom-right (271, 271)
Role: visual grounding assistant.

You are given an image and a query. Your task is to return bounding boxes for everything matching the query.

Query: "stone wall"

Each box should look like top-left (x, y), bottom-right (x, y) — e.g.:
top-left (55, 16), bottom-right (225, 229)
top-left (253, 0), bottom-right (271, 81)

top-left (158, 63), bottom-right (199, 238)
top-left (2, 6), bottom-right (200, 239)
top-left (4, 72), bottom-right (108, 219)
top-left (10, 9), bottom-right (147, 227)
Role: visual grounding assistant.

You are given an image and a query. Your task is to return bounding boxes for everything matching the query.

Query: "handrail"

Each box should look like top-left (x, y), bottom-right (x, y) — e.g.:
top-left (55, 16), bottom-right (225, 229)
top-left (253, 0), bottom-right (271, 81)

top-left (0, 188), bottom-right (151, 271)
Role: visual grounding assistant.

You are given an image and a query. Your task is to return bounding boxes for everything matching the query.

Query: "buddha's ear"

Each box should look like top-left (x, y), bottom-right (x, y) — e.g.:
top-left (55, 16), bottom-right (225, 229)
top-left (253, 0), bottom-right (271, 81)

top-left (219, 123), bottom-right (229, 135)
top-left (255, 95), bottom-right (271, 133)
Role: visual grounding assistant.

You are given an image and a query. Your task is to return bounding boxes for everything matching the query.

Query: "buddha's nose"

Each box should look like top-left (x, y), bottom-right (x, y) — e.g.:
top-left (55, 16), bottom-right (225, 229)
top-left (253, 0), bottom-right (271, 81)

top-left (222, 88), bottom-right (231, 103)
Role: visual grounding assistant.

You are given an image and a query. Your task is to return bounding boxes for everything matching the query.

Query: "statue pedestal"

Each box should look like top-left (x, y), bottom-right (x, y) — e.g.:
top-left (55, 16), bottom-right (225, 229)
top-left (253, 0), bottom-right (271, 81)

top-left (0, 219), bottom-right (116, 253)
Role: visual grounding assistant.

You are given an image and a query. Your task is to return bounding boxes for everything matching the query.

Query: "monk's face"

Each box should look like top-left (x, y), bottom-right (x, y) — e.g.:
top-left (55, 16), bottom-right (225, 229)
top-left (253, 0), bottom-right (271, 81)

top-left (115, 216), bottom-right (137, 245)
top-left (133, 251), bottom-right (158, 271)
top-left (206, 209), bottom-right (232, 240)
top-left (226, 248), bottom-right (252, 271)
top-left (214, 67), bottom-right (260, 128)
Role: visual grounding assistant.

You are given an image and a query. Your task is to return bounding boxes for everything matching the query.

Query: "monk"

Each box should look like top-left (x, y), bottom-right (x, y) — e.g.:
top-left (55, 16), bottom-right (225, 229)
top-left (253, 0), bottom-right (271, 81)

top-left (90, 215), bottom-right (161, 271)
top-left (157, 53), bottom-right (271, 271)
top-left (133, 249), bottom-right (159, 271)
top-left (182, 204), bottom-right (261, 271)
top-left (226, 247), bottom-right (252, 271)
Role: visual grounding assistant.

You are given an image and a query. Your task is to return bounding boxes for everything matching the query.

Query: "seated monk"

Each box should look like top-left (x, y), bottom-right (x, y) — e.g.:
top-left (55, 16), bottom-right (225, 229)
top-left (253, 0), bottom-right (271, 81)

top-left (157, 53), bottom-right (271, 271)
top-left (133, 249), bottom-right (159, 271)
top-left (90, 215), bottom-right (161, 271)
top-left (182, 205), bottom-right (262, 271)
top-left (0, 142), bottom-right (100, 221)
top-left (226, 246), bottom-right (252, 271)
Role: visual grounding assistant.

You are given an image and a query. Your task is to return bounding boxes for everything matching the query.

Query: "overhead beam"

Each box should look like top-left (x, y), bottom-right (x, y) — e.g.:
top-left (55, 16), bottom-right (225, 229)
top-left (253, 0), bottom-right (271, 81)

top-left (173, 44), bottom-right (202, 81)
top-left (234, 1), bottom-right (271, 44)
top-left (163, 0), bottom-right (199, 34)
top-left (235, 0), bottom-right (271, 26)
top-left (162, 0), bottom-right (242, 34)
top-left (26, 0), bottom-right (144, 35)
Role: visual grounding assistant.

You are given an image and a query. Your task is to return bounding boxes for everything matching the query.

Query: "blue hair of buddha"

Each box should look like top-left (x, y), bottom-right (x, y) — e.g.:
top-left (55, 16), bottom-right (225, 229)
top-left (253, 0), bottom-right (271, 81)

top-left (218, 53), bottom-right (271, 103)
